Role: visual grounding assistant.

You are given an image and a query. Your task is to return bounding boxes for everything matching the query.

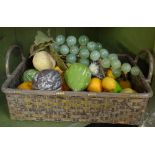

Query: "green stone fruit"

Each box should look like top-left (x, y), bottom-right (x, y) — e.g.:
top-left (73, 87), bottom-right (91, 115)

top-left (64, 63), bottom-right (91, 91)
top-left (121, 88), bottom-right (137, 93)
top-left (22, 69), bottom-right (39, 82)
top-left (113, 81), bottom-right (122, 93)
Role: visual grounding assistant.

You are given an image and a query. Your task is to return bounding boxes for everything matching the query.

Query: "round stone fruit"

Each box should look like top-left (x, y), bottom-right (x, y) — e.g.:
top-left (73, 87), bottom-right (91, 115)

top-left (22, 69), bottom-right (39, 82)
top-left (32, 69), bottom-right (62, 91)
top-left (64, 63), bottom-right (91, 91)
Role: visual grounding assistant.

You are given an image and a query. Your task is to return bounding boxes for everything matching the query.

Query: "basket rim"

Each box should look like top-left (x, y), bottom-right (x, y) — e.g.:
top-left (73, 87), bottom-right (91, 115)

top-left (1, 87), bottom-right (153, 98)
top-left (1, 54), bottom-right (153, 99)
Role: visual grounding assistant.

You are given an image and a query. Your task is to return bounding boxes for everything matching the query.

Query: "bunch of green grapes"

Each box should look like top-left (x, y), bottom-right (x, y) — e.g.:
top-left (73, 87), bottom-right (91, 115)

top-left (54, 35), bottom-right (77, 64)
top-left (54, 35), bottom-right (102, 65)
top-left (100, 52), bottom-right (122, 78)
top-left (100, 51), bottom-right (140, 78)
top-left (54, 34), bottom-right (141, 77)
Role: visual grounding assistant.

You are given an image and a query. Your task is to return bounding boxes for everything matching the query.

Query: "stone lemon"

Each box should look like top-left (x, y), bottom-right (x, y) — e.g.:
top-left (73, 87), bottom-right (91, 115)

top-left (87, 78), bottom-right (102, 93)
top-left (102, 77), bottom-right (116, 91)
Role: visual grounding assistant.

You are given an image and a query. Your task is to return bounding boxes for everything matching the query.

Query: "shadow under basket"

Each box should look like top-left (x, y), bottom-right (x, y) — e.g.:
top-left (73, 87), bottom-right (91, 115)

top-left (1, 45), bottom-right (154, 126)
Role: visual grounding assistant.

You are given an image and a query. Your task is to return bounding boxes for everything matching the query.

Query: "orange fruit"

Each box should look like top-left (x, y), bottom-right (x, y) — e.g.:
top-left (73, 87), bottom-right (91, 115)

top-left (102, 77), bottom-right (116, 91)
top-left (87, 78), bottom-right (102, 93)
top-left (119, 80), bottom-right (131, 89)
top-left (17, 81), bottom-right (32, 90)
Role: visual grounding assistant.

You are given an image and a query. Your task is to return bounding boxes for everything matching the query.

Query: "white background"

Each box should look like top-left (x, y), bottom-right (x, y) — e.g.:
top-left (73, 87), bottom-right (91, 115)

top-left (0, 0), bottom-right (155, 155)
top-left (0, 0), bottom-right (155, 27)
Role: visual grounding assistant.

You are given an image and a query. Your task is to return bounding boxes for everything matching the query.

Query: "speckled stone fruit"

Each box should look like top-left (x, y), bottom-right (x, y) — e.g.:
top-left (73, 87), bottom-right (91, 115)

top-left (32, 69), bottom-right (62, 91)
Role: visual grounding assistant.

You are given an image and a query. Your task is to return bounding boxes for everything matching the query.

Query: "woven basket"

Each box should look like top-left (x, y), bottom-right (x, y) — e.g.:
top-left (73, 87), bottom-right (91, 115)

top-left (1, 45), bottom-right (154, 125)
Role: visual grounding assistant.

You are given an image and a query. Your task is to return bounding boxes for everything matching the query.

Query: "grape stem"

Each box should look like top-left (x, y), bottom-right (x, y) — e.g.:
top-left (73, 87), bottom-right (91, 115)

top-left (99, 59), bottom-right (105, 77)
top-left (124, 73), bottom-right (128, 80)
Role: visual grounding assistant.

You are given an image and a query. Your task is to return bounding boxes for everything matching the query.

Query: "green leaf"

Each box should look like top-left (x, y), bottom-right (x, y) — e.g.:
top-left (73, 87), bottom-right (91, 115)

top-left (34, 31), bottom-right (52, 45)
top-left (29, 30), bottom-right (67, 71)
top-left (50, 46), bottom-right (68, 71)
top-left (30, 42), bottom-right (53, 57)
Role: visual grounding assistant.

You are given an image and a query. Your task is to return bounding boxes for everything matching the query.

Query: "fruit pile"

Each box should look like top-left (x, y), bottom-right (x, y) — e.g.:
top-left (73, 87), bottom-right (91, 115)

top-left (17, 31), bottom-right (140, 93)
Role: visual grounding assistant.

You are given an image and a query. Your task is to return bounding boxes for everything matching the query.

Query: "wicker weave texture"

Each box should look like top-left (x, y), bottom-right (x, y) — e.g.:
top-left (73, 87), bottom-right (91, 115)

top-left (6, 93), bottom-right (148, 125)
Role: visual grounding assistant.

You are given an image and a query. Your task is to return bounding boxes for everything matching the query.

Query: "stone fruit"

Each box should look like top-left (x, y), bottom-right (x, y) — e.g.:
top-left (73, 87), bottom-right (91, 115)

top-left (113, 82), bottom-right (122, 93)
top-left (119, 80), bottom-right (131, 89)
top-left (87, 78), bottom-right (102, 93)
top-left (54, 66), bottom-right (63, 74)
top-left (102, 77), bottom-right (116, 91)
top-left (106, 69), bottom-right (116, 79)
top-left (61, 75), bottom-right (70, 91)
top-left (32, 51), bottom-right (56, 71)
top-left (22, 69), bottom-right (39, 82)
top-left (89, 62), bottom-right (99, 76)
top-left (32, 69), bottom-right (62, 91)
top-left (121, 88), bottom-right (137, 93)
top-left (64, 63), bottom-right (91, 91)
top-left (17, 81), bottom-right (32, 90)
top-left (78, 35), bottom-right (89, 46)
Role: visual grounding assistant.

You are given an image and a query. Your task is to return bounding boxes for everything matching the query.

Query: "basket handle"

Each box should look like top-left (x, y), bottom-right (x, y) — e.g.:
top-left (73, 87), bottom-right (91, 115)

top-left (134, 49), bottom-right (154, 84)
top-left (6, 45), bottom-right (25, 78)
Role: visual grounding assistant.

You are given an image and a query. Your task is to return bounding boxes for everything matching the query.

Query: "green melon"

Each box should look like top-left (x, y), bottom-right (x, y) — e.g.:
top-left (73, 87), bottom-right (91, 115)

top-left (22, 69), bottom-right (39, 82)
top-left (64, 63), bottom-right (91, 91)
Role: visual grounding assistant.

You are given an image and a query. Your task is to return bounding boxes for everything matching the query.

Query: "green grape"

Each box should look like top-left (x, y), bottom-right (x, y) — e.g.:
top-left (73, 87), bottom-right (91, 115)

top-left (96, 42), bottom-right (102, 50)
top-left (66, 36), bottom-right (77, 47)
top-left (79, 48), bottom-right (90, 59)
top-left (79, 58), bottom-right (90, 66)
top-left (66, 53), bottom-right (77, 63)
top-left (131, 66), bottom-right (140, 76)
top-left (78, 35), bottom-right (89, 46)
top-left (87, 41), bottom-right (97, 51)
top-left (112, 68), bottom-right (122, 78)
top-left (55, 35), bottom-right (65, 45)
top-left (60, 45), bottom-right (69, 55)
top-left (109, 53), bottom-right (118, 61)
top-left (80, 45), bottom-right (87, 50)
top-left (70, 46), bottom-right (79, 54)
top-left (100, 49), bottom-right (109, 58)
top-left (121, 63), bottom-right (131, 74)
top-left (90, 50), bottom-right (100, 61)
top-left (111, 59), bottom-right (121, 70)
top-left (101, 58), bottom-right (110, 68)
top-left (51, 43), bottom-right (60, 52)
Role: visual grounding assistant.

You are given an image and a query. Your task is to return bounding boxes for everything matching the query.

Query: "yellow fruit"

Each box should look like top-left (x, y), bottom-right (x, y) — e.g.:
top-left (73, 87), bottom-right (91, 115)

top-left (87, 78), bottom-right (102, 93)
top-left (121, 88), bottom-right (137, 93)
top-left (119, 80), bottom-right (131, 89)
top-left (17, 82), bottom-right (32, 90)
top-left (102, 77), bottom-right (116, 91)
top-left (106, 69), bottom-right (116, 79)
top-left (32, 51), bottom-right (56, 71)
top-left (54, 66), bottom-right (63, 74)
